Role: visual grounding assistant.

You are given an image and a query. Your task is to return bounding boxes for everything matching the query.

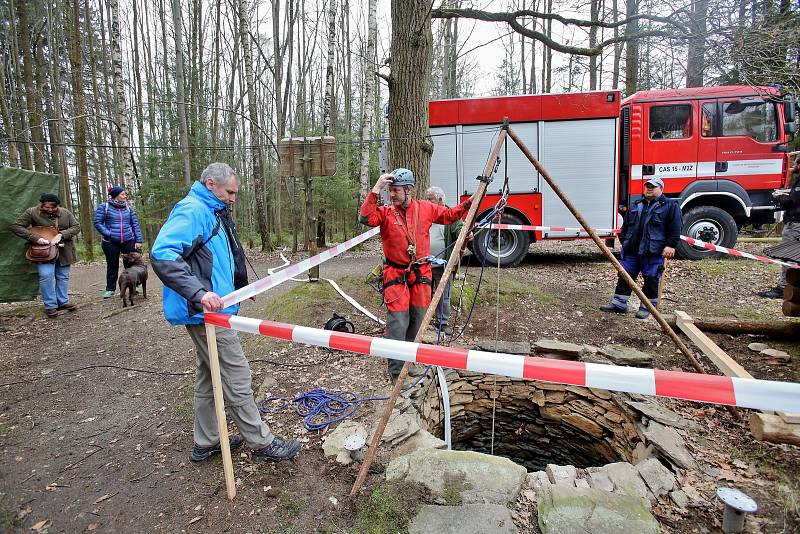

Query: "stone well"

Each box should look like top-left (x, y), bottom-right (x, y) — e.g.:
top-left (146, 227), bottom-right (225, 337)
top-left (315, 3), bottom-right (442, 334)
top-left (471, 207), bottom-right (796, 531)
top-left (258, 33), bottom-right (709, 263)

top-left (414, 369), bottom-right (644, 472)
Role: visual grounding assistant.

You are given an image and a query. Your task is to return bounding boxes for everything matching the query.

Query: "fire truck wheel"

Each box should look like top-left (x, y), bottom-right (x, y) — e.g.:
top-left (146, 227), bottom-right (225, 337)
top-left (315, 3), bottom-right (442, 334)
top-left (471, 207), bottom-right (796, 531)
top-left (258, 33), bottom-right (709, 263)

top-left (473, 213), bottom-right (530, 267)
top-left (677, 206), bottom-right (738, 260)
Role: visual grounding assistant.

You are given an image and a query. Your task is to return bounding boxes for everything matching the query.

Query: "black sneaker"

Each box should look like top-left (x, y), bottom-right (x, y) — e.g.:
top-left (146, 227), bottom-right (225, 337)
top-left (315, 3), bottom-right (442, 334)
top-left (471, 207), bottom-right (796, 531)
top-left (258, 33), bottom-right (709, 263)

top-left (600, 304), bottom-right (627, 314)
top-left (635, 309), bottom-right (650, 320)
top-left (757, 287), bottom-right (784, 299)
top-left (252, 436), bottom-right (301, 463)
top-left (190, 434), bottom-right (245, 462)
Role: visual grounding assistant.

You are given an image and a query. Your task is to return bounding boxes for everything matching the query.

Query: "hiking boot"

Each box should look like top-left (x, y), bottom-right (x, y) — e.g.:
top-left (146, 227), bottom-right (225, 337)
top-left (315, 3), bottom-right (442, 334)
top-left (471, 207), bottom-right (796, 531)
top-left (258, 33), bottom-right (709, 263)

top-left (103, 290), bottom-right (114, 299)
top-left (252, 436), bottom-right (301, 463)
top-left (44, 308), bottom-right (64, 318)
top-left (635, 309), bottom-right (650, 320)
top-left (600, 304), bottom-right (627, 314)
top-left (190, 434), bottom-right (245, 462)
top-left (757, 287), bottom-right (784, 299)
top-left (58, 303), bottom-right (77, 312)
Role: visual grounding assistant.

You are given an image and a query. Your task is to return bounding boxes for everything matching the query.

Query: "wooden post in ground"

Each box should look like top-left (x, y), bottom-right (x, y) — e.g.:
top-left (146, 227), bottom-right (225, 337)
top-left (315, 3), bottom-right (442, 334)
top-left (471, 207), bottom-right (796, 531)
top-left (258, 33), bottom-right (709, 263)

top-left (204, 309), bottom-right (236, 500)
top-left (504, 128), bottom-right (742, 422)
top-left (350, 126), bottom-right (509, 497)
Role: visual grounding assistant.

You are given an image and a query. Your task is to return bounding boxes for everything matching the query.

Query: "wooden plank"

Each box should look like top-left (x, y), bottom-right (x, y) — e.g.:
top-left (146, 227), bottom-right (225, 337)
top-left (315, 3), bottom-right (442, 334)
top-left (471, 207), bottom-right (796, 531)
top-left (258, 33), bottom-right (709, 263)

top-left (750, 413), bottom-right (800, 446)
top-left (676, 310), bottom-right (800, 425)
top-left (675, 311), bottom-right (753, 378)
top-left (779, 412), bottom-right (800, 424)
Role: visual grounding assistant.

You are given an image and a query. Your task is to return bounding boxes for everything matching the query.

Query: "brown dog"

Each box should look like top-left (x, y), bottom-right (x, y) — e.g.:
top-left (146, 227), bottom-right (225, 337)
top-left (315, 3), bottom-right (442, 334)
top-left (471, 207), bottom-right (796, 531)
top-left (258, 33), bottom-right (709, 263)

top-left (118, 252), bottom-right (148, 307)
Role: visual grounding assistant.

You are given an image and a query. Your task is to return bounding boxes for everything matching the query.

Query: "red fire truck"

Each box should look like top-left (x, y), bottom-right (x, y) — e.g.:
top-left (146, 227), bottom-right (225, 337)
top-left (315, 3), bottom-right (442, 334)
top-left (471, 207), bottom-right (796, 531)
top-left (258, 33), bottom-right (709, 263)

top-left (426, 86), bottom-right (797, 266)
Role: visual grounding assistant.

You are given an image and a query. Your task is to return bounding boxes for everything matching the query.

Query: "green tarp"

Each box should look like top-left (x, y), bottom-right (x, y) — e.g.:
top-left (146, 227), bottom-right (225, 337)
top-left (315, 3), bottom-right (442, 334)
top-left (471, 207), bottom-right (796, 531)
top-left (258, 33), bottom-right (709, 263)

top-left (0, 167), bottom-right (61, 303)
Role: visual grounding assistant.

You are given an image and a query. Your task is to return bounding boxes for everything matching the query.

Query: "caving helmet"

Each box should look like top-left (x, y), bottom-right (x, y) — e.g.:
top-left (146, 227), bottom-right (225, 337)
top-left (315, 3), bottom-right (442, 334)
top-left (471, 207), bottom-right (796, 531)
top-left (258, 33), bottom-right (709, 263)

top-left (390, 168), bottom-right (415, 187)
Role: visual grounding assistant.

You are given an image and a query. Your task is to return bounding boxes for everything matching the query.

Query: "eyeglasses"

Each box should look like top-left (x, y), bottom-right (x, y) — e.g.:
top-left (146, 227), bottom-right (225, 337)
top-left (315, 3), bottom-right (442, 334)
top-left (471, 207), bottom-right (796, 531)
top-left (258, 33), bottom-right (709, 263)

top-left (644, 184), bottom-right (658, 189)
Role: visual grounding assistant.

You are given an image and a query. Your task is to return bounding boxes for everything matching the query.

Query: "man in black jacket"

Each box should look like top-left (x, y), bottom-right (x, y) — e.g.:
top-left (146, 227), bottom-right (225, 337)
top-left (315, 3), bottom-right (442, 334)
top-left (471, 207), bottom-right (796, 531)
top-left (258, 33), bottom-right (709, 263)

top-left (758, 158), bottom-right (800, 298)
top-left (601, 177), bottom-right (682, 319)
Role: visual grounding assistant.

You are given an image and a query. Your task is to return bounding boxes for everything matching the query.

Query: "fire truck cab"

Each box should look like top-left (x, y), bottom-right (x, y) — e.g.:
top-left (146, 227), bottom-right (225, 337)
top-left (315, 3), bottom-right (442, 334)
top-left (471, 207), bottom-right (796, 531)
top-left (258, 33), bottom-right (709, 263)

top-left (425, 86), bottom-right (797, 266)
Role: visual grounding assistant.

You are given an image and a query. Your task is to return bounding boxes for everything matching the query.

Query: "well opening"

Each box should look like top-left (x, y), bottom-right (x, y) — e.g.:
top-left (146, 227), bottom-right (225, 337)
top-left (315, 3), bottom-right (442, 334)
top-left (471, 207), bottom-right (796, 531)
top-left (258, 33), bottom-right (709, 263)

top-left (415, 370), bottom-right (643, 472)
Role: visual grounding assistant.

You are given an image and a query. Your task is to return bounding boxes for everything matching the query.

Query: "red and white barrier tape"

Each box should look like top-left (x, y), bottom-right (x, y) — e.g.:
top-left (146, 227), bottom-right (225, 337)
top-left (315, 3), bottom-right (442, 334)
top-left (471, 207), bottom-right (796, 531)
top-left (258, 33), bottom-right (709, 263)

top-left (488, 224), bottom-right (798, 268)
top-left (270, 252), bottom-right (385, 325)
top-left (222, 227), bottom-right (380, 307)
top-left (205, 312), bottom-right (800, 413)
top-left (489, 224), bottom-right (619, 235)
top-left (679, 236), bottom-right (799, 268)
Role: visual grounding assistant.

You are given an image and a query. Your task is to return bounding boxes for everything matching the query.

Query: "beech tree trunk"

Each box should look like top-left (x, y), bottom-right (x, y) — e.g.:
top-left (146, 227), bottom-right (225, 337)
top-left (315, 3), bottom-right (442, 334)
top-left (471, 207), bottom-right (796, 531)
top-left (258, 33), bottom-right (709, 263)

top-left (239, 0), bottom-right (270, 251)
top-left (15, 0), bottom-right (47, 172)
top-left (171, 0), bottom-right (192, 185)
top-left (66, 0), bottom-right (94, 261)
top-left (358, 0), bottom-right (378, 202)
top-left (685, 0), bottom-right (708, 87)
top-left (109, 0), bottom-right (135, 185)
top-left (389, 0), bottom-right (434, 193)
top-left (624, 0), bottom-right (639, 94)
top-left (322, 0), bottom-right (337, 134)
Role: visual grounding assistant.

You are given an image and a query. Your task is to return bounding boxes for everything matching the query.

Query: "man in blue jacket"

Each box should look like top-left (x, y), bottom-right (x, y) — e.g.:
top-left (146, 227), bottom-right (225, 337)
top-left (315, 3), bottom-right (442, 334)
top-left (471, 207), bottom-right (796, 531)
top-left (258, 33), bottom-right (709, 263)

top-left (600, 177), bottom-right (682, 319)
top-left (151, 162), bottom-right (300, 463)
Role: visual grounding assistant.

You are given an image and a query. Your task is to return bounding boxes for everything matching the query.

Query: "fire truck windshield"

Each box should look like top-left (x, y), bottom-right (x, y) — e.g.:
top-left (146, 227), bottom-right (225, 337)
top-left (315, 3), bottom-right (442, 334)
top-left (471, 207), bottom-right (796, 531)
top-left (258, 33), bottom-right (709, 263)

top-left (721, 100), bottom-right (777, 142)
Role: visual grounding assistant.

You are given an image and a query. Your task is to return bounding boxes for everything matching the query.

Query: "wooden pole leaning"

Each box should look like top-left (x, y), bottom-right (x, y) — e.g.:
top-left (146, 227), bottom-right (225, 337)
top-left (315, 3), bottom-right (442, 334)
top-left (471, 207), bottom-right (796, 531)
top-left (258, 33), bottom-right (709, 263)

top-left (504, 128), bottom-right (742, 422)
top-left (204, 307), bottom-right (237, 500)
top-left (350, 127), bottom-right (509, 497)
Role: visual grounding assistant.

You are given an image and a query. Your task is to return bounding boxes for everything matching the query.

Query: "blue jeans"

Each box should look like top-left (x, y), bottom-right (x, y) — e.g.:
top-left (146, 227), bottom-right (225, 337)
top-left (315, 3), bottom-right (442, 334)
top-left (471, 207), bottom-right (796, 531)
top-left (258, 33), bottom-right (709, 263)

top-left (37, 262), bottom-right (70, 309)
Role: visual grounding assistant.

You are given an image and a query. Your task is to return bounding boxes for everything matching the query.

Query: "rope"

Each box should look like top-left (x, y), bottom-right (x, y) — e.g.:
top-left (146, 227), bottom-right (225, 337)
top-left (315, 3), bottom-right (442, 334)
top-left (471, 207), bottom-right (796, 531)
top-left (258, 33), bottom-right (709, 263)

top-left (258, 368), bottom-right (431, 432)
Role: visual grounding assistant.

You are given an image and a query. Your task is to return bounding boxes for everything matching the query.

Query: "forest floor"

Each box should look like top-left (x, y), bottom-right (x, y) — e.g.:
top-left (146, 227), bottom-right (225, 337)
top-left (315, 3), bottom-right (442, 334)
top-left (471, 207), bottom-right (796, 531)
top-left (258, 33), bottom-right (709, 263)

top-left (1, 237), bottom-right (799, 533)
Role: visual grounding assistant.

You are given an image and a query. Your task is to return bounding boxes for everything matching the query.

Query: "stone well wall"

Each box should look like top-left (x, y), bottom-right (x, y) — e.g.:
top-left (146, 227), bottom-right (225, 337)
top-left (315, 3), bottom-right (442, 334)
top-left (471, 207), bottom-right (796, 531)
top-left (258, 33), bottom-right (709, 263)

top-left (414, 369), bottom-right (644, 471)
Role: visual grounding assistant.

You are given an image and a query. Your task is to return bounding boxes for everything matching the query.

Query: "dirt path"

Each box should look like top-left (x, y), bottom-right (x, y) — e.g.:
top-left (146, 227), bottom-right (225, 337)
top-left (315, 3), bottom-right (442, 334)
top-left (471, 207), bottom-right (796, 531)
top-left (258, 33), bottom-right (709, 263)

top-left (1, 239), bottom-right (799, 532)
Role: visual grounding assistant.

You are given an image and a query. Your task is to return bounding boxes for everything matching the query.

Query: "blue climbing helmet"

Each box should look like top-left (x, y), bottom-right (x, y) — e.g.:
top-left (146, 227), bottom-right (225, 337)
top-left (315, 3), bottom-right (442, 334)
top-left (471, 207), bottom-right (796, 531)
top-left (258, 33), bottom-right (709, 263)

top-left (391, 168), bottom-right (415, 187)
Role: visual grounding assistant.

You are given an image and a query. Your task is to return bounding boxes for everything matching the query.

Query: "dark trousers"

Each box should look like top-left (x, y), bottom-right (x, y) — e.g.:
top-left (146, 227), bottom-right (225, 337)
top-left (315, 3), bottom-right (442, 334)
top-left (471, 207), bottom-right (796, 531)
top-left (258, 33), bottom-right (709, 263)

top-left (102, 240), bottom-right (135, 291)
top-left (385, 306), bottom-right (427, 379)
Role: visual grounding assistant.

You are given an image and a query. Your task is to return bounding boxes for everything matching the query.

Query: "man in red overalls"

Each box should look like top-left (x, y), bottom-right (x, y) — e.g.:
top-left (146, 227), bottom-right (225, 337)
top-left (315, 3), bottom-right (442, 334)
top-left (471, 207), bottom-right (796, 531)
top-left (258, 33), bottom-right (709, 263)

top-left (359, 168), bottom-right (473, 382)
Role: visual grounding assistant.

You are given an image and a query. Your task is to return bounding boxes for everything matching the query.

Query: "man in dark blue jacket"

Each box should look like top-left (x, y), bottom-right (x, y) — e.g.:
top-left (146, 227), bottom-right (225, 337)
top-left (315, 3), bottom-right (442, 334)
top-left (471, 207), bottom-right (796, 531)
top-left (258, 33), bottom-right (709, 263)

top-left (601, 177), bottom-right (682, 319)
top-left (151, 162), bottom-right (300, 464)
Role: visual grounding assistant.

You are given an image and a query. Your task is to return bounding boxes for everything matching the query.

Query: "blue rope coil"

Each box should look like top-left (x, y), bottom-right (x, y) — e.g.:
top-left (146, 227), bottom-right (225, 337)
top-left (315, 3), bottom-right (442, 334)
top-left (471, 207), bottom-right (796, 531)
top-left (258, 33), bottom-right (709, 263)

top-left (259, 370), bottom-right (430, 432)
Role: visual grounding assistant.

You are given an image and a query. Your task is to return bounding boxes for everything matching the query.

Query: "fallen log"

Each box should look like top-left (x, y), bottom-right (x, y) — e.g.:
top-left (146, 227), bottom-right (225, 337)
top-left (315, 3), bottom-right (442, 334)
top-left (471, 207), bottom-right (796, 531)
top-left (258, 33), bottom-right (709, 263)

top-left (750, 413), bottom-right (800, 446)
top-left (663, 315), bottom-right (800, 338)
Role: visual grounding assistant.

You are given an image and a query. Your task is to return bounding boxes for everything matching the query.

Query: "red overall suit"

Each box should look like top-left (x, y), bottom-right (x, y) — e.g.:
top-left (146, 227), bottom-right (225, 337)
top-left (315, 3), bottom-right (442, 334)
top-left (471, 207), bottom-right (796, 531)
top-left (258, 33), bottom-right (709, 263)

top-left (359, 191), bottom-right (470, 378)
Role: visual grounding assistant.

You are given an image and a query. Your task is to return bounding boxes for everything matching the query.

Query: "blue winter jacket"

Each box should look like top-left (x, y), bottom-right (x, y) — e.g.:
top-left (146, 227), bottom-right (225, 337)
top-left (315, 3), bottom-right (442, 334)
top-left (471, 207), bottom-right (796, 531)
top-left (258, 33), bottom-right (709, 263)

top-left (150, 182), bottom-right (240, 325)
top-left (93, 201), bottom-right (143, 244)
top-left (619, 195), bottom-right (682, 256)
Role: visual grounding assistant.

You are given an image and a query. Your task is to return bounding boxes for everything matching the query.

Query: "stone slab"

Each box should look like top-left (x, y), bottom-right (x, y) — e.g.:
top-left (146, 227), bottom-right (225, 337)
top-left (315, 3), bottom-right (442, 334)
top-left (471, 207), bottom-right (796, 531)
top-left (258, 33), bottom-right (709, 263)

top-left (546, 464), bottom-right (577, 486)
top-left (321, 421), bottom-right (368, 466)
top-left (600, 345), bottom-right (654, 367)
top-left (534, 339), bottom-right (585, 358)
top-left (475, 339), bottom-right (532, 355)
top-left (602, 462), bottom-right (649, 500)
top-left (386, 449), bottom-right (527, 505)
top-left (636, 457), bottom-right (675, 498)
top-left (748, 342), bottom-right (769, 352)
top-left (624, 400), bottom-right (696, 430)
top-left (761, 348), bottom-right (791, 361)
top-left (409, 504), bottom-right (518, 534)
top-left (641, 421), bottom-right (697, 470)
top-left (392, 427), bottom-right (447, 457)
top-left (586, 467), bottom-right (615, 492)
top-left (537, 484), bottom-right (659, 534)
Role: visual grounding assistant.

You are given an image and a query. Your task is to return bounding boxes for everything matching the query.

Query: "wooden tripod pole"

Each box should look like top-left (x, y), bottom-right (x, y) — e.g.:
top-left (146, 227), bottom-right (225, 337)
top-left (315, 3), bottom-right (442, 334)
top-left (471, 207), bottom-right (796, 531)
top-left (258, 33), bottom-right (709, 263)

top-left (204, 309), bottom-right (237, 500)
top-left (350, 127), bottom-right (509, 497)
top-left (657, 258), bottom-right (669, 310)
top-left (505, 128), bottom-right (741, 421)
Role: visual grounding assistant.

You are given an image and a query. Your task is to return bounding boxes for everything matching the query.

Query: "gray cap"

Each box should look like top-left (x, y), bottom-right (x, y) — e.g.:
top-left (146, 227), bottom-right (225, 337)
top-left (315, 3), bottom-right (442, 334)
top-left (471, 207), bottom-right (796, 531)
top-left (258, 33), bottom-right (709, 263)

top-left (645, 177), bottom-right (665, 188)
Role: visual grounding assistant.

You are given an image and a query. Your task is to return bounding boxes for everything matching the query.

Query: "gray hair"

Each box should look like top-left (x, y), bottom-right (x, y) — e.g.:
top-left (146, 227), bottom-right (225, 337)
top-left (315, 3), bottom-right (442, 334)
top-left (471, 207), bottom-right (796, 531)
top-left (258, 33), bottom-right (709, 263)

top-left (426, 186), bottom-right (445, 203)
top-left (201, 162), bottom-right (238, 186)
